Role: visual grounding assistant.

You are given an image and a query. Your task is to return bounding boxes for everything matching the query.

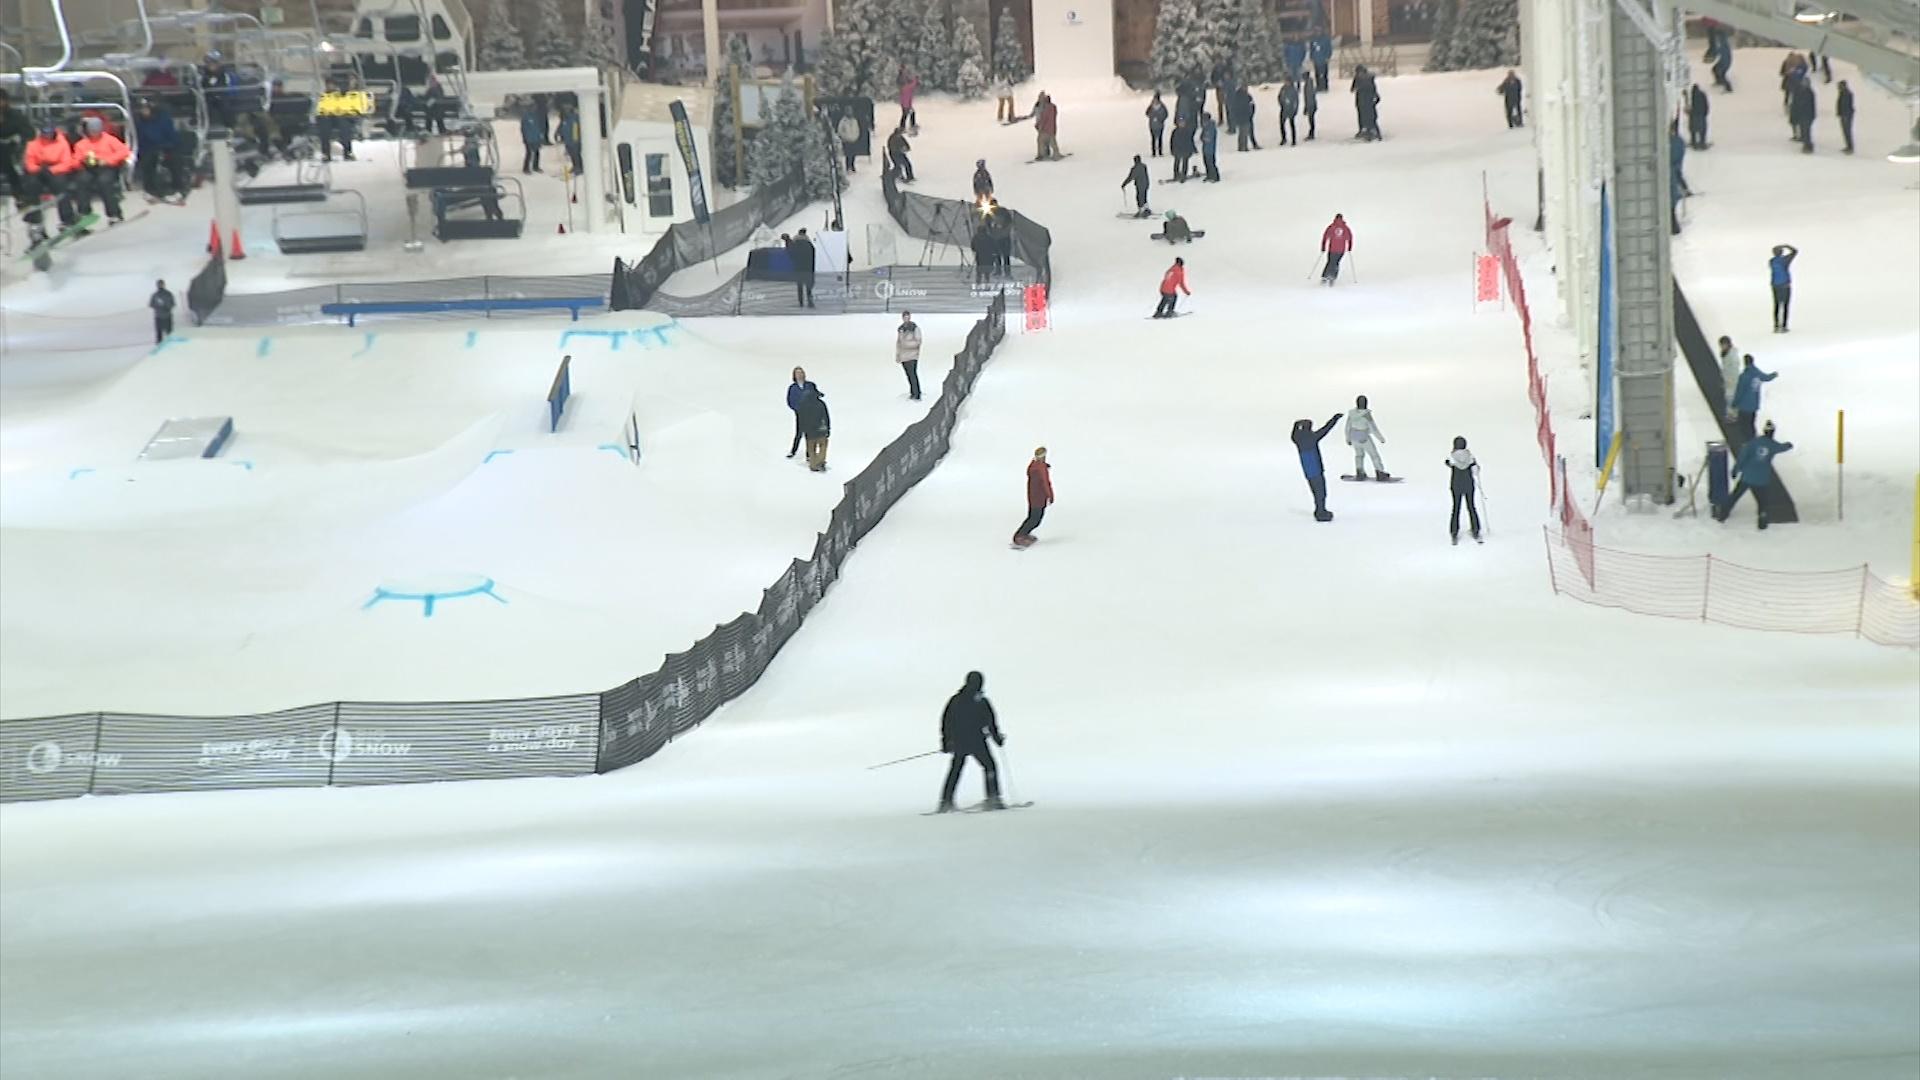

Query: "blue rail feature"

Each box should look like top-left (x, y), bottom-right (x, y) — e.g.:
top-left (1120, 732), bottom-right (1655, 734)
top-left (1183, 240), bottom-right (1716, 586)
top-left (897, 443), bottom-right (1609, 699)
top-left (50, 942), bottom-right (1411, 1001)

top-left (319, 296), bottom-right (606, 327)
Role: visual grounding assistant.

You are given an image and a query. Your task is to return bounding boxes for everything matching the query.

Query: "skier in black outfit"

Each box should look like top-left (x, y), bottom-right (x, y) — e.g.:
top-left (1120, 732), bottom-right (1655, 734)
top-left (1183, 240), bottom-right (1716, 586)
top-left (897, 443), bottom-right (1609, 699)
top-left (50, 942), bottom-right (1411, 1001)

top-left (1120, 155), bottom-right (1150, 216)
top-left (1445, 436), bottom-right (1482, 544)
top-left (1170, 117), bottom-right (1197, 182)
top-left (1836, 81), bottom-right (1855, 154)
top-left (1789, 77), bottom-right (1816, 153)
top-left (972, 159), bottom-right (994, 198)
top-left (1277, 79), bottom-right (1300, 145)
top-left (1302, 78), bottom-right (1318, 140)
top-left (149, 280), bottom-right (176, 344)
top-left (1231, 86), bottom-right (1260, 150)
top-left (1497, 70), bottom-right (1524, 127)
top-left (1291, 413), bottom-right (1342, 522)
top-left (1688, 83), bottom-right (1710, 149)
top-left (937, 671), bottom-right (1005, 813)
top-left (1351, 67), bottom-right (1382, 140)
top-left (787, 229), bottom-right (817, 307)
top-left (886, 126), bottom-right (914, 181)
top-left (1146, 92), bottom-right (1168, 156)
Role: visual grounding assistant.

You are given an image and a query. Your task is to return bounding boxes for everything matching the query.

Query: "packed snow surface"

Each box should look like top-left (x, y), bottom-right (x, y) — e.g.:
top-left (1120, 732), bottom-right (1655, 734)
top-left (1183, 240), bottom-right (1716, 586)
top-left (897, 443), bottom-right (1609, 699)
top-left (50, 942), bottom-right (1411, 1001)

top-left (1, 61), bottom-right (1915, 1080)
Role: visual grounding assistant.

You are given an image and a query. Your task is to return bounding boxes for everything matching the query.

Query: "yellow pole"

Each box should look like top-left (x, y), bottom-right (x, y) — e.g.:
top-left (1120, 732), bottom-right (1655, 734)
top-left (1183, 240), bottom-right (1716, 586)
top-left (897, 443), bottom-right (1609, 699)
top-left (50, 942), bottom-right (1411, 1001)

top-left (1836, 409), bottom-right (1845, 522)
top-left (1911, 473), bottom-right (1919, 600)
top-left (1591, 430), bottom-right (1624, 518)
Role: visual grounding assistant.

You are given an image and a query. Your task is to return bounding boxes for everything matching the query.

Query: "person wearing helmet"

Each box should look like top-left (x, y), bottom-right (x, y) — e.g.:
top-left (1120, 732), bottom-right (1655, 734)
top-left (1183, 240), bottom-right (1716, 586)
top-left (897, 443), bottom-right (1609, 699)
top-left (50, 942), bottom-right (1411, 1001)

top-left (1715, 420), bottom-right (1794, 529)
top-left (935, 670), bottom-right (1005, 813)
top-left (69, 116), bottom-right (130, 224)
top-left (1158, 209), bottom-right (1197, 243)
top-left (971, 158), bottom-right (993, 198)
top-left (1120, 153), bottom-right (1149, 217)
top-left (21, 124), bottom-right (78, 232)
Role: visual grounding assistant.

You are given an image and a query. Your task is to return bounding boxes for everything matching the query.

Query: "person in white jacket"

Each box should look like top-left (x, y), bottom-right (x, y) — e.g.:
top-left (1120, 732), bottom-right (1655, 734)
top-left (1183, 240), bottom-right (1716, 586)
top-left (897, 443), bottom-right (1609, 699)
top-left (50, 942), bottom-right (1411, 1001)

top-left (1344, 394), bottom-right (1390, 480)
top-left (895, 311), bottom-right (923, 400)
top-left (1445, 435), bottom-right (1483, 544)
top-left (1716, 335), bottom-right (1741, 419)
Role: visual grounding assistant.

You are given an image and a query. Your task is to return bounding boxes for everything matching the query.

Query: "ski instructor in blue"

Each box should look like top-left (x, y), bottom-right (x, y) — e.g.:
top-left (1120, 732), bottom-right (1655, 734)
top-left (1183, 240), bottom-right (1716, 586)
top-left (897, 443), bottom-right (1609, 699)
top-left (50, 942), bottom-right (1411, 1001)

top-left (936, 671), bottom-right (1006, 813)
top-left (1292, 413), bottom-right (1343, 522)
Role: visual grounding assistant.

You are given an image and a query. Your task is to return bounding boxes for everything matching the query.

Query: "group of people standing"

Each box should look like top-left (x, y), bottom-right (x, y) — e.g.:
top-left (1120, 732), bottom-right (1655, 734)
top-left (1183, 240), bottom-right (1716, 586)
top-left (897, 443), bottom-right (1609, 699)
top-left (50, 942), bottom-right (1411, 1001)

top-left (1140, 63), bottom-right (1379, 183)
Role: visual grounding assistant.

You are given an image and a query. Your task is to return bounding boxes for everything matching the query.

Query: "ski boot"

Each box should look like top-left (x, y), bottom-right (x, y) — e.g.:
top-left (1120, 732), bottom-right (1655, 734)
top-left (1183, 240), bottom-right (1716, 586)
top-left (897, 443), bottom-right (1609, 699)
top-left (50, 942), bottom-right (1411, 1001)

top-left (1313, 509), bottom-right (1334, 523)
top-left (1353, 472), bottom-right (1369, 481)
top-left (1375, 470), bottom-right (1392, 481)
top-left (1451, 532), bottom-right (1459, 546)
top-left (934, 799), bottom-right (956, 814)
top-left (982, 796), bottom-right (1007, 811)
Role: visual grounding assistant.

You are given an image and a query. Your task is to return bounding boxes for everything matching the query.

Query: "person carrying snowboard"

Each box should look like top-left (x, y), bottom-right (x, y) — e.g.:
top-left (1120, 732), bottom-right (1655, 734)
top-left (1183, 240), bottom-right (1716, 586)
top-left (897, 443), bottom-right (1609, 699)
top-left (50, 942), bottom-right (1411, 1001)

top-left (1714, 420), bottom-right (1793, 528)
top-left (1344, 395), bottom-right (1389, 480)
top-left (1155, 210), bottom-right (1198, 243)
top-left (796, 379), bottom-right (831, 472)
top-left (1146, 92), bottom-right (1168, 156)
top-left (1012, 446), bottom-right (1053, 547)
top-left (1320, 213), bottom-right (1353, 285)
top-left (1120, 154), bottom-right (1150, 217)
top-left (936, 671), bottom-right (1005, 813)
top-left (1445, 436), bottom-right (1483, 544)
top-left (972, 158), bottom-right (994, 198)
top-left (1152, 257), bottom-right (1190, 318)
top-left (1292, 413), bottom-right (1342, 522)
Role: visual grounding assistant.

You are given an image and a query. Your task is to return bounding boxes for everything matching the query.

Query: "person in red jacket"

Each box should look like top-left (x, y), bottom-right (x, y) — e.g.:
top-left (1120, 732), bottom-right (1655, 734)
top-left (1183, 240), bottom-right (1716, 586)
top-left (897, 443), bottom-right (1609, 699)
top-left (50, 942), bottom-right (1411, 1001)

top-left (1153, 257), bottom-right (1191, 318)
top-left (68, 117), bottom-right (130, 224)
top-left (1320, 212), bottom-right (1353, 285)
top-left (1011, 446), bottom-right (1054, 547)
top-left (21, 125), bottom-right (78, 231)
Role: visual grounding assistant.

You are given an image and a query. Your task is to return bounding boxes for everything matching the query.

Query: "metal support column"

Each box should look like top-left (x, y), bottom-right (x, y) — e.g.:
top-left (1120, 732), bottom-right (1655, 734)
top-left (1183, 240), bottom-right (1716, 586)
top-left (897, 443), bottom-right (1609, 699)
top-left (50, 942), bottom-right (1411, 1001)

top-left (1608, 0), bottom-right (1676, 502)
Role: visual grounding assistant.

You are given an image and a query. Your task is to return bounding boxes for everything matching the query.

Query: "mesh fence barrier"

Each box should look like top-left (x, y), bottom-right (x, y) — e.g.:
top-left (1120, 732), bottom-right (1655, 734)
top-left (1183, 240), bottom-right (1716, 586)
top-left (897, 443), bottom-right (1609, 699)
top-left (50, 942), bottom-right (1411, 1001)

top-left (0, 292), bottom-right (1011, 802)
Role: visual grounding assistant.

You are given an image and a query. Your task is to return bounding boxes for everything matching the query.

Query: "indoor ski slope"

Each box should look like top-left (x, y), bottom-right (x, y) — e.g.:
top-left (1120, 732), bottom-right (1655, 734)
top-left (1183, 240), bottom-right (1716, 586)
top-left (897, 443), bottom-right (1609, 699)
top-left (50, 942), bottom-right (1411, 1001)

top-left (1, 66), bottom-right (1916, 1080)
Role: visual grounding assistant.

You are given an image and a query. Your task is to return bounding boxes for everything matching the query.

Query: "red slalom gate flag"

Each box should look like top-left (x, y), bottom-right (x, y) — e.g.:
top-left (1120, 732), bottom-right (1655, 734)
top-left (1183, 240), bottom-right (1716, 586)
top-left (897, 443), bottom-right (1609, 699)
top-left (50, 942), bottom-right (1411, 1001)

top-left (1475, 254), bottom-right (1502, 303)
top-left (1023, 284), bottom-right (1049, 331)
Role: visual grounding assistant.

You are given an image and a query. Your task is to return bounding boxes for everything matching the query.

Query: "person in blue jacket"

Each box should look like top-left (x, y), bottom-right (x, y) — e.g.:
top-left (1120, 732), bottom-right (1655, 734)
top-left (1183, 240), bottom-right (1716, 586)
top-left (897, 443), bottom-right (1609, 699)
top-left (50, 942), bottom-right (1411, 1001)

top-left (785, 366), bottom-right (816, 458)
top-left (1291, 412), bottom-right (1344, 522)
top-left (1199, 111), bottom-right (1220, 182)
top-left (1309, 31), bottom-right (1333, 91)
top-left (1769, 243), bottom-right (1798, 332)
top-left (1715, 420), bottom-right (1793, 528)
top-left (133, 98), bottom-right (180, 197)
top-left (519, 103), bottom-right (544, 173)
top-left (1283, 37), bottom-right (1309, 83)
top-left (1730, 355), bottom-right (1778, 440)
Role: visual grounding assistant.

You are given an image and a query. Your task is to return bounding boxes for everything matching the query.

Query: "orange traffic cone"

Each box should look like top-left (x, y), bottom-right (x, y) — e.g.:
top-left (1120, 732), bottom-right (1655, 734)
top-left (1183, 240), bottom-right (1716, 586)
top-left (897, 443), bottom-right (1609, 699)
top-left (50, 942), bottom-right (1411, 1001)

top-left (207, 220), bottom-right (222, 255)
top-left (229, 228), bottom-right (247, 261)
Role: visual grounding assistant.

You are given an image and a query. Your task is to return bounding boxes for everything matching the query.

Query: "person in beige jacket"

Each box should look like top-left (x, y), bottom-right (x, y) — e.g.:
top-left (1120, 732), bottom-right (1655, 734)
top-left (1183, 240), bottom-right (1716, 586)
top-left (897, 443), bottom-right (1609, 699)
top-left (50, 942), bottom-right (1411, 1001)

top-left (895, 311), bottom-right (923, 400)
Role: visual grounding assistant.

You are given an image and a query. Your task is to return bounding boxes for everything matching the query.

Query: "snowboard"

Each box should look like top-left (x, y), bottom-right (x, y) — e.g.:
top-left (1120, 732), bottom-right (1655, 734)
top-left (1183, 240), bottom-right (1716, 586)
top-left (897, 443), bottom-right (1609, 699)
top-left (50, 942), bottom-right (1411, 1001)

top-left (1147, 311), bottom-right (1193, 319)
top-left (1026, 154), bottom-right (1074, 163)
top-left (922, 800), bottom-right (1036, 816)
top-left (1339, 475), bottom-right (1402, 483)
top-left (1116, 211), bottom-right (1154, 220)
top-left (18, 212), bottom-right (102, 271)
top-left (1149, 231), bottom-right (1205, 241)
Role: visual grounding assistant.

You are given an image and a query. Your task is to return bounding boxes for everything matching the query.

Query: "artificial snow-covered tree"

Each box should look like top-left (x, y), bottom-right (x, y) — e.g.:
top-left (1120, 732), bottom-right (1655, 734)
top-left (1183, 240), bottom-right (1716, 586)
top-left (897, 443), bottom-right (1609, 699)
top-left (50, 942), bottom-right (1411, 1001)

top-left (748, 69), bottom-right (842, 200)
top-left (1151, 0), bottom-right (1228, 87)
top-left (883, 0), bottom-right (924, 86)
top-left (916, 0), bottom-right (955, 89)
top-left (951, 16), bottom-right (989, 99)
top-left (1226, 0), bottom-right (1281, 84)
top-left (711, 34), bottom-right (753, 188)
top-left (989, 7), bottom-right (1030, 85)
top-left (1424, 0), bottom-right (1460, 71)
top-left (1445, 0), bottom-right (1520, 70)
top-left (580, 0), bottom-right (623, 72)
top-left (813, 0), bottom-right (890, 97)
top-left (478, 0), bottom-right (527, 69)
top-left (529, 0), bottom-right (575, 69)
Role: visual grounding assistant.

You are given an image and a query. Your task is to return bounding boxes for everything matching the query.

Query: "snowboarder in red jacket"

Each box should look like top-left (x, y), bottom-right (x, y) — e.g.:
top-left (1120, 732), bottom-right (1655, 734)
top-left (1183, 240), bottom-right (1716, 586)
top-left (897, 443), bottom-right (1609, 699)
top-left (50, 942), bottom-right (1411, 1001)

top-left (1012, 447), bottom-right (1053, 547)
top-left (1153, 257), bottom-right (1190, 317)
top-left (1320, 213), bottom-right (1353, 285)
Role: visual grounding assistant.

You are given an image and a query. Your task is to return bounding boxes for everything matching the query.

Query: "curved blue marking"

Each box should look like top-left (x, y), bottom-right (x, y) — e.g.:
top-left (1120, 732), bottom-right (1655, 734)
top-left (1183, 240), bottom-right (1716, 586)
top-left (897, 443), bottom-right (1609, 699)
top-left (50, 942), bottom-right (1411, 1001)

top-left (228, 460), bottom-right (255, 471)
top-left (256, 337), bottom-right (272, 358)
top-left (483, 449), bottom-right (515, 463)
top-left (465, 330), bottom-right (479, 349)
top-left (351, 332), bottom-right (377, 357)
top-left (363, 578), bottom-right (508, 618)
top-left (68, 467), bottom-right (96, 480)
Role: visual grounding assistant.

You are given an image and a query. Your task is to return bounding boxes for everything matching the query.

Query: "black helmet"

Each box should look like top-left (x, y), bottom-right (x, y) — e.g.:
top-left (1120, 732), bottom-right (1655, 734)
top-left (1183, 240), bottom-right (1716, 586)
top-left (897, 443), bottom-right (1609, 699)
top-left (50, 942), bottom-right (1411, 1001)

top-left (963, 671), bottom-right (985, 691)
top-left (1355, 394), bottom-right (1368, 408)
top-left (1453, 436), bottom-right (1468, 450)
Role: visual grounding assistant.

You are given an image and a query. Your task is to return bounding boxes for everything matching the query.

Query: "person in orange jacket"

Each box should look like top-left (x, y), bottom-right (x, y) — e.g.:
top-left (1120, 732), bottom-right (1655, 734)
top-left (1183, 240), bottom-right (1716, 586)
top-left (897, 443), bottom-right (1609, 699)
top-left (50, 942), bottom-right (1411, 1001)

top-left (69, 117), bottom-right (129, 224)
top-left (1011, 446), bottom-right (1054, 547)
top-left (21, 124), bottom-right (78, 230)
top-left (1152, 257), bottom-right (1190, 318)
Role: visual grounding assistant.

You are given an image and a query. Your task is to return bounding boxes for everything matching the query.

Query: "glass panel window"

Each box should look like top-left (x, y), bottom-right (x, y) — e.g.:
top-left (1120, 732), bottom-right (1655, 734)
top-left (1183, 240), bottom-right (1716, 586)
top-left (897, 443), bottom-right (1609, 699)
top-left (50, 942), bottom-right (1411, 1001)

top-left (384, 14), bottom-right (421, 41)
top-left (353, 16), bottom-right (373, 37)
top-left (431, 14), bottom-right (452, 39)
top-left (644, 153), bottom-right (674, 217)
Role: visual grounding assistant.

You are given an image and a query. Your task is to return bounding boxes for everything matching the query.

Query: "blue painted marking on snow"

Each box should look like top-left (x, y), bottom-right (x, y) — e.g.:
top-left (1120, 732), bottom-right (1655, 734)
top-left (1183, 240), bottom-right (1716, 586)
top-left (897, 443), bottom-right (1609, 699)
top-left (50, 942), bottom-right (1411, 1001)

top-left (228, 460), bottom-right (255, 471)
top-left (68, 467), bottom-right (96, 480)
top-left (465, 330), bottom-right (479, 349)
top-left (634, 321), bottom-right (680, 348)
top-left (598, 443), bottom-right (632, 460)
top-left (351, 332), bottom-right (377, 357)
top-left (558, 328), bottom-right (626, 351)
top-left (362, 578), bottom-right (508, 618)
top-left (256, 337), bottom-right (272, 358)
top-left (151, 335), bottom-right (189, 355)
top-left (483, 449), bottom-right (516, 463)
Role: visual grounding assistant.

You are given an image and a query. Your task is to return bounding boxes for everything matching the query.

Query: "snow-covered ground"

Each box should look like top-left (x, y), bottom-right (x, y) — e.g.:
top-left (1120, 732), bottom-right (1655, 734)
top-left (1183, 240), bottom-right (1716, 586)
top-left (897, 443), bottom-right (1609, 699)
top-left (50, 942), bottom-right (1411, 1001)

top-left (1, 63), bottom-right (1916, 1080)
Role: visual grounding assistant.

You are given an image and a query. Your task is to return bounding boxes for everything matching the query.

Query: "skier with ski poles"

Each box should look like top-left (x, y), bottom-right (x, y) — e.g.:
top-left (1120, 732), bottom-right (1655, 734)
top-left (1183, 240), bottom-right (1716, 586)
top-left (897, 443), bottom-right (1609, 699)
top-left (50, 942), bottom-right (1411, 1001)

top-left (1319, 213), bottom-right (1353, 285)
top-left (1120, 154), bottom-right (1150, 217)
top-left (935, 671), bottom-right (1006, 813)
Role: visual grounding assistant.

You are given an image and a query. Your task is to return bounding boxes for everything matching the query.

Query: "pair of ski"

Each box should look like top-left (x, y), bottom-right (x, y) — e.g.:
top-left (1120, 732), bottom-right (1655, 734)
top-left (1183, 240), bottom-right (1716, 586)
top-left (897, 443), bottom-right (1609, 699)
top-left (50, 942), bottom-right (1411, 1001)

top-left (921, 800), bottom-right (1035, 816)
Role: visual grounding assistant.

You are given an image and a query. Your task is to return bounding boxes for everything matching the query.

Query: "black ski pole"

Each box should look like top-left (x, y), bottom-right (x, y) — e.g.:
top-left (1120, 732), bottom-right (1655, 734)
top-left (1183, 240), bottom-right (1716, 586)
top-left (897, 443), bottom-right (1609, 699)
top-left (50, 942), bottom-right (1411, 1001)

top-left (867, 749), bottom-right (942, 770)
